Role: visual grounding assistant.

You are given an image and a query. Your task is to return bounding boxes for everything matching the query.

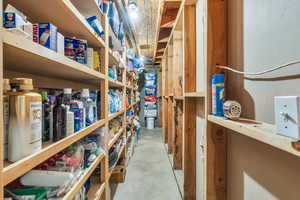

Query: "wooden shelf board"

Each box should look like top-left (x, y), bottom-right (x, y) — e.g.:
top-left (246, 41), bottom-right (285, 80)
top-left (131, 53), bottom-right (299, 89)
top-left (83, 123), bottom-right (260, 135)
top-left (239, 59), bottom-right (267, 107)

top-left (208, 115), bottom-right (300, 158)
top-left (3, 31), bottom-right (106, 85)
top-left (108, 128), bottom-right (125, 149)
top-left (71, 0), bottom-right (104, 20)
top-left (108, 145), bottom-right (126, 179)
top-left (108, 110), bottom-right (125, 121)
top-left (184, 92), bottom-right (205, 98)
top-left (4, 0), bottom-right (106, 48)
top-left (63, 153), bottom-right (105, 200)
top-left (3, 119), bottom-right (106, 185)
top-left (174, 96), bottom-right (184, 100)
top-left (108, 78), bottom-right (125, 88)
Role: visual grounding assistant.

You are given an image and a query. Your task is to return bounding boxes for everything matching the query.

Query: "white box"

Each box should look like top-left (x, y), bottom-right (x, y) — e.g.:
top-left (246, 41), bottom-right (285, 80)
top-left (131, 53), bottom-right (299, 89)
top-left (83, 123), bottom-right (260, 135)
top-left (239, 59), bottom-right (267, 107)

top-left (87, 48), bottom-right (94, 68)
top-left (274, 96), bottom-right (300, 140)
top-left (57, 32), bottom-right (64, 55)
top-left (144, 109), bottom-right (157, 117)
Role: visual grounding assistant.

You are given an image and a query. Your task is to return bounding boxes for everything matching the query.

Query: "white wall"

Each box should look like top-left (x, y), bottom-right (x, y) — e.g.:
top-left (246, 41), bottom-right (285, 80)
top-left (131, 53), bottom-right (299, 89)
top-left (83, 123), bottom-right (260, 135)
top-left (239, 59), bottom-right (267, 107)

top-left (227, 0), bottom-right (300, 199)
top-left (196, 1), bottom-right (206, 199)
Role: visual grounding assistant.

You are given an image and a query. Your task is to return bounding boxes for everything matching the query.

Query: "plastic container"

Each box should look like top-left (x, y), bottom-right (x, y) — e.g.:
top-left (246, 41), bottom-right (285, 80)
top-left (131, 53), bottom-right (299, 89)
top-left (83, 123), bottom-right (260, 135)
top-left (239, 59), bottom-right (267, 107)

top-left (212, 74), bottom-right (225, 116)
top-left (8, 188), bottom-right (48, 200)
top-left (146, 117), bottom-right (155, 129)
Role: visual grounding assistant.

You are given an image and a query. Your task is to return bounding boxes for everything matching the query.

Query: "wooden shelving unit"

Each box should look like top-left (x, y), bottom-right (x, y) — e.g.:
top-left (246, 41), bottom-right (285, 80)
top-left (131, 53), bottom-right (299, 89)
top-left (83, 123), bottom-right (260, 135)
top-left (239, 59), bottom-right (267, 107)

top-left (157, 0), bottom-right (199, 199)
top-left (0, 0), bottom-right (140, 199)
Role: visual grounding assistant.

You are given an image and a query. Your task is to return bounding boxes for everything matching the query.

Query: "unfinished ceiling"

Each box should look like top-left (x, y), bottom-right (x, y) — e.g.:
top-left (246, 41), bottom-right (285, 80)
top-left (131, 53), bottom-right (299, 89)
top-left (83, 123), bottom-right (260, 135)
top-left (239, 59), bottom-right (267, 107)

top-left (131, 0), bottom-right (160, 58)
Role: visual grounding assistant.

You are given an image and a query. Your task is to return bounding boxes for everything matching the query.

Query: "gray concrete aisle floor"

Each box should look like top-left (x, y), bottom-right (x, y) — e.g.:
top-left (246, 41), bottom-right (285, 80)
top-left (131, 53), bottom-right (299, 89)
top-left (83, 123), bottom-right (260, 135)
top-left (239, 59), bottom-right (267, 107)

top-left (113, 128), bottom-right (182, 200)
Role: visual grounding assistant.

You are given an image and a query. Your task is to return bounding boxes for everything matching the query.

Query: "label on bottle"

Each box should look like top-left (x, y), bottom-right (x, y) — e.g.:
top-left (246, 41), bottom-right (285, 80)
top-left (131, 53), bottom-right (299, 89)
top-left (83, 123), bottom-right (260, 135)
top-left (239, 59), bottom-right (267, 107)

top-left (30, 102), bottom-right (42, 152)
top-left (3, 97), bottom-right (9, 159)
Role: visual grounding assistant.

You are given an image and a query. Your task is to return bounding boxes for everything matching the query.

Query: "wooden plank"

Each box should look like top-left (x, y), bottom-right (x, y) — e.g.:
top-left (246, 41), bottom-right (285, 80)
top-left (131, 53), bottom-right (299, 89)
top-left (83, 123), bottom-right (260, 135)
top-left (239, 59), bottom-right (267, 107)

top-left (185, 92), bottom-right (206, 98)
top-left (3, 30), bottom-right (106, 84)
top-left (183, 5), bottom-right (197, 200)
top-left (173, 30), bottom-right (183, 97)
top-left (184, 98), bottom-right (197, 200)
top-left (205, 0), bottom-right (228, 199)
top-left (167, 98), bottom-right (174, 153)
top-left (173, 101), bottom-right (183, 169)
top-left (209, 115), bottom-right (300, 158)
top-left (3, 119), bottom-right (106, 185)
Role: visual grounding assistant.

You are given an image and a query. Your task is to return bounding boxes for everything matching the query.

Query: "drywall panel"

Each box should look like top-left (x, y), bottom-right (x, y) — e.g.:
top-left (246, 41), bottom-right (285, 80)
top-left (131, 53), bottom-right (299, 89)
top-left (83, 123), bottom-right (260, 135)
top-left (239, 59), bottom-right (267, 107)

top-left (196, 99), bottom-right (205, 200)
top-left (227, 0), bottom-right (300, 199)
top-left (196, 0), bottom-right (205, 92)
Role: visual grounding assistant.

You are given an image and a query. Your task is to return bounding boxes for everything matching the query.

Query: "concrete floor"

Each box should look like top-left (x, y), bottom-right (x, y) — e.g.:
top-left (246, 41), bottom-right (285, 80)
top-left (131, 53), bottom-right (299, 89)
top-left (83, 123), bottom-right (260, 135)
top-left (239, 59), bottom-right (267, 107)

top-left (113, 128), bottom-right (182, 200)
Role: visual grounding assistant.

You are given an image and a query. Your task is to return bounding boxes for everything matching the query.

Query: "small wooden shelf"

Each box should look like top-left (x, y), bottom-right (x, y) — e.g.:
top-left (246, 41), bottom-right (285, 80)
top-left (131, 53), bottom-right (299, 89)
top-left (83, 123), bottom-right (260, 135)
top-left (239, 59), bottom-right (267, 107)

top-left (108, 128), bottom-right (125, 149)
top-left (3, 119), bottom-right (106, 185)
top-left (184, 92), bottom-right (205, 98)
top-left (208, 115), bottom-right (300, 158)
top-left (63, 153), bottom-right (105, 200)
top-left (108, 110), bottom-right (125, 121)
top-left (4, 0), bottom-right (106, 48)
top-left (108, 78), bottom-right (125, 88)
top-left (108, 145), bottom-right (126, 179)
top-left (3, 30), bottom-right (106, 85)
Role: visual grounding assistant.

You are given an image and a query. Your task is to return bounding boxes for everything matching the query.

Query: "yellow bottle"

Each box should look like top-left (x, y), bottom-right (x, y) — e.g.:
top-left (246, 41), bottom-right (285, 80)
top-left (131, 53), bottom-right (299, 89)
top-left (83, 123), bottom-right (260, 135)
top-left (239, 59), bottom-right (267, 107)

top-left (3, 79), bottom-right (10, 160)
top-left (8, 78), bottom-right (42, 162)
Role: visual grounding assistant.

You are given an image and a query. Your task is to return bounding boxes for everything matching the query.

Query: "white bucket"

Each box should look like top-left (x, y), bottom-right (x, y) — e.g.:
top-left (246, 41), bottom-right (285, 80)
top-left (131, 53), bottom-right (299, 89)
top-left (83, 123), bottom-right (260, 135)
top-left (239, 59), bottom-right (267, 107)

top-left (146, 117), bottom-right (155, 129)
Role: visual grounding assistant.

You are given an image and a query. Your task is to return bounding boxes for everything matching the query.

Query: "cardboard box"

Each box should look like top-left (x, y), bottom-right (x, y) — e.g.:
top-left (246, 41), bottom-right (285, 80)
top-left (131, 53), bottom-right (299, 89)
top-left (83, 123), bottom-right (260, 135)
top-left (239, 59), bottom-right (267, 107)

top-left (87, 48), bottom-right (94, 68)
top-left (75, 39), bottom-right (87, 64)
top-left (39, 23), bottom-right (57, 52)
top-left (57, 32), bottom-right (65, 55)
top-left (64, 37), bottom-right (87, 64)
top-left (33, 23), bottom-right (39, 43)
top-left (4, 12), bottom-right (26, 29)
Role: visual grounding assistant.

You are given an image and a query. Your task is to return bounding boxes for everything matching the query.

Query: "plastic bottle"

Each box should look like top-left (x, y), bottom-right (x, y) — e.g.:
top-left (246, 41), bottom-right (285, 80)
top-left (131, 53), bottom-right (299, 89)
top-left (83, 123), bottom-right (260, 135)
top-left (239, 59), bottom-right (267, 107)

top-left (40, 91), bottom-right (51, 142)
top-left (3, 79), bottom-right (10, 160)
top-left (81, 89), bottom-right (94, 127)
top-left (212, 74), bottom-right (225, 116)
top-left (63, 88), bottom-right (72, 103)
top-left (65, 105), bottom-right (74, 136)
top-left (8, 78), bottom-right (42, 162)
top-left (53, 95), bottom-right (66, 142)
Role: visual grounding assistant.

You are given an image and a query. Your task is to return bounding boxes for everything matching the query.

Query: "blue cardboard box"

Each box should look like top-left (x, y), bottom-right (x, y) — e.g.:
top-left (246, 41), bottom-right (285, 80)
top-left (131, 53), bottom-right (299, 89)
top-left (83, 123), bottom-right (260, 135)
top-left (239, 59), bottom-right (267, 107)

top-left (39, 23), bottom-right (57, 52)
top-left (4, 12), bottom-right (26, 29)
top-left (64, 37), bottom-right (87, 64)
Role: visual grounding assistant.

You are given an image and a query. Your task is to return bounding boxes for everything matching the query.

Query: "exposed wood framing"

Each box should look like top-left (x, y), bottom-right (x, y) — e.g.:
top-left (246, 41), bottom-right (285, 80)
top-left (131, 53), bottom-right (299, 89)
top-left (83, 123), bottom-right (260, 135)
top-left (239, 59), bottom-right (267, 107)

top-left (183, 5), bottom-right (196, 200)
top-left (174, 100), bottom-right (183, 169)
top-left (205, 0), bottom-right (228, 199)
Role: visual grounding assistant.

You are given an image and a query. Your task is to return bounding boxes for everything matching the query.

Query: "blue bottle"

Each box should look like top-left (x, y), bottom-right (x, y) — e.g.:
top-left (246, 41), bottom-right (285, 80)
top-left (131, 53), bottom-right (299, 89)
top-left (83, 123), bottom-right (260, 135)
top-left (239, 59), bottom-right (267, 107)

top-left (212, 74), bottom-right (225, 116)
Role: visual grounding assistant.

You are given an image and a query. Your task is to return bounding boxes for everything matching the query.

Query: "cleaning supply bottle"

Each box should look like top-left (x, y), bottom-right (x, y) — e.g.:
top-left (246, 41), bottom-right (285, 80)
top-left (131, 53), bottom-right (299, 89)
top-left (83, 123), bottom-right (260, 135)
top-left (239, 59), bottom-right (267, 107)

top-left (53, 95), bottom-right (66, 142)
top-left (8, 78), bottom-right (42, 162)
top-left (212, 74), bottom-right (225, 116)
top-left (81, 89), bottom-right (94, 127)
top-left (63, 88), bottom-right (72, 103)
top-left (40, 91), bottom-right (51, 142)
top-left (65, 105), bottom-right (74, 136)
top-left (3, 79), bottom-right (10, 159)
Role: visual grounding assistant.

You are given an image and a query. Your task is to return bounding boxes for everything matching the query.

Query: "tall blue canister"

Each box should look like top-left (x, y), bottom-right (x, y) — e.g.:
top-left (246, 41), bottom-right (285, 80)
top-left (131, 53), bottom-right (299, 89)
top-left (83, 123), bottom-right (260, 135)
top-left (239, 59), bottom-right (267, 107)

top-left (212, 74), bottom-right (224, 116)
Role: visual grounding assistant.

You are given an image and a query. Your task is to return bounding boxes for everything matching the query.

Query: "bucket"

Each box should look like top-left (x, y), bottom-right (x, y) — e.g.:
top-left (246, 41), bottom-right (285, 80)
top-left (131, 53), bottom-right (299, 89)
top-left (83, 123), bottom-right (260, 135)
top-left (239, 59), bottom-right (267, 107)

top-left (146, 117), bottom-right (155, 129)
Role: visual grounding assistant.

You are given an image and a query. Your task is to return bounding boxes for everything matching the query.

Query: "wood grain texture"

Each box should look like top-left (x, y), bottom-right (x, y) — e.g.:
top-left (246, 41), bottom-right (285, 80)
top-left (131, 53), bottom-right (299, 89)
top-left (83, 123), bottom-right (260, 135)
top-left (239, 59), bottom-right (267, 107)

top-left (205, 0), bottom-right (228, 199)
top-left (173, 100), bottom-right (183, 169)
top-left (184, 98), bottom-right (197, 200)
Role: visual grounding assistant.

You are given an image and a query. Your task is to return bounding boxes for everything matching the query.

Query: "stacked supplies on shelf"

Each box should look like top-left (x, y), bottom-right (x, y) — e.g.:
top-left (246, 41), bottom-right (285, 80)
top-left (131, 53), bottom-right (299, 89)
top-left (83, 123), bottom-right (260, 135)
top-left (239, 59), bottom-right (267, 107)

top-left (4, 127), bottom-right (106, 199)
top-left (144, 73), bottom-right (157, 129)
top-left (3, 4), bottom-right (104, 72)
